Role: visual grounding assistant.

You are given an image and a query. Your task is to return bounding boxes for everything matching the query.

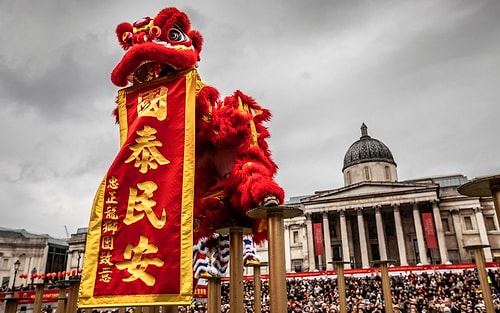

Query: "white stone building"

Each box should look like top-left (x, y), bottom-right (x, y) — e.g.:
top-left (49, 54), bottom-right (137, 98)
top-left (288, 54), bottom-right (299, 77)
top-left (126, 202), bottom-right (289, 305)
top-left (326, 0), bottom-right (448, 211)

top-left (0, 227), bottom-right (68, 289)
top-left (257, 123), bottom-right (499, 273)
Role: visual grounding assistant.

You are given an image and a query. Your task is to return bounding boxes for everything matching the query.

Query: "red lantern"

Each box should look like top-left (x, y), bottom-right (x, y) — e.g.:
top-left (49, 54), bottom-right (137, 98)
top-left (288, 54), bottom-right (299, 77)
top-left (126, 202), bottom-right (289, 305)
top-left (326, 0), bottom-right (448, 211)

top-left (57, 272), bottom-right (62, 279)
top-left (71, 269), bottom-right (76, 277)
top-left (51, 272), bottom-right (56, 279)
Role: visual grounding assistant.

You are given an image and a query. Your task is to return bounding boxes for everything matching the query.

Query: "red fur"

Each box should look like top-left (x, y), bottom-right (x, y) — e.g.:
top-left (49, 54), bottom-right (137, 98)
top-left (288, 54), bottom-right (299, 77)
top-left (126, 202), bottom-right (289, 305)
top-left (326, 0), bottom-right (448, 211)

top-left (112, 8), bottom-right (284, 244)
top-left (116, 23), bottom-right (133, 50)
top-left (111, 7), bottom-right (202, 87)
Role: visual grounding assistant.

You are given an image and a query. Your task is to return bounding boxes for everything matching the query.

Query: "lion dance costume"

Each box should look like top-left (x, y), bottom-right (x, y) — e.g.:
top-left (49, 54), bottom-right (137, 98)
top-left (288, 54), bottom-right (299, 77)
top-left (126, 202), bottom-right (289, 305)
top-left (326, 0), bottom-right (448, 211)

top-left (115, 7), bottom-right (283, 278)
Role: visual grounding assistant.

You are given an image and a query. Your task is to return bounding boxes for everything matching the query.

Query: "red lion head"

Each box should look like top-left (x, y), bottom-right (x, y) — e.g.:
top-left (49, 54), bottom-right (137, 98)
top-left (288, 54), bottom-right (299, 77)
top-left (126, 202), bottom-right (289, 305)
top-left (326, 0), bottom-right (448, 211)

top-left (111, 7), bottom-right (203, 87)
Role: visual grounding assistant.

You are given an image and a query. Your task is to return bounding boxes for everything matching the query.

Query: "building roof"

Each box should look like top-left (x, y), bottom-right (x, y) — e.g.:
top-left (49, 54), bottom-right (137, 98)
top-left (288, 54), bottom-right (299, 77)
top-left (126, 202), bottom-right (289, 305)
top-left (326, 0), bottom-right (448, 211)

top-left (343, 123), bottom-right (396, 170)
top-left (0, 227), bottom-right (68, 246)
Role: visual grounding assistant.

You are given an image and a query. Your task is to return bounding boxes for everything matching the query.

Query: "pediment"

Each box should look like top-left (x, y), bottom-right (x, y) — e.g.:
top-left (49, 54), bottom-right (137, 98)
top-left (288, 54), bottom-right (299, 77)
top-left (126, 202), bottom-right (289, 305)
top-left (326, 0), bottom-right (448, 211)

top-left (302, 181), bottom-right (438, 203)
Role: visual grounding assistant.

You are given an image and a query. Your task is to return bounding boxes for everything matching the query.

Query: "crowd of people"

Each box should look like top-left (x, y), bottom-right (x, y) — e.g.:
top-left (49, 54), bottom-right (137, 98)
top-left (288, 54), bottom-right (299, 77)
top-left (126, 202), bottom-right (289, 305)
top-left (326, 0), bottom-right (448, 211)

top-left (185, 268), bottom-right (500, 312)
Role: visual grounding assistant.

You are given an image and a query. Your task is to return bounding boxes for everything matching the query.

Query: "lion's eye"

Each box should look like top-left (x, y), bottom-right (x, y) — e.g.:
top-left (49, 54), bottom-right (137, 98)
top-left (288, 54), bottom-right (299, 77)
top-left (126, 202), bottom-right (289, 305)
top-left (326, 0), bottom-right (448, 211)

top-left (168, 26), bottom-right (189, 42)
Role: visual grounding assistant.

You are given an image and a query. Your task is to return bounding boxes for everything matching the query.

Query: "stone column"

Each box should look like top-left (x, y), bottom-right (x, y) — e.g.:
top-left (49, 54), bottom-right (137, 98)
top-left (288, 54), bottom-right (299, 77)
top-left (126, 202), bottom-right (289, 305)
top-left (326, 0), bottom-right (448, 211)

top-left (474, 207), bottom-right (493, 262)
top-left (375, 206), bottom-right (388, 261)
top-left (339, 209), bottom-right (351, 268)
top-left (305, 214), bottom-right (316, 271)
top-left (431, 200), bottom-right (449, 263)
top-left (393, 204), bottom-right (408, 266)
top-left (322, 212), bottom-right (333, 270)
top-left (284, 224), bottom-right (292, 272)
top-left (356, 208), bottom-right (370, 268)
top-left (450, 208), bottom-right (467, 262)
top-left (412, 202), bottom-right (429, 264)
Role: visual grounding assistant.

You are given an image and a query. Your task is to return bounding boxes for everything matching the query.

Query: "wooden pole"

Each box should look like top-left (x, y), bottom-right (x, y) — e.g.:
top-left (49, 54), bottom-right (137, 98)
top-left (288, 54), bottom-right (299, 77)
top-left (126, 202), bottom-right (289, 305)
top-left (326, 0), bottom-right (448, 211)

top-left (4, 293), bottom-right (18, 313)
top-left (465, 245), bottom-right (494, 313)
top-left (492, 185), bottom-right (500, 227)
top-left (56, 286), bottom-right (67, 313)
top-left (268, 211), bottom-right (287, 313)
top-left (229, 227), bottom-right (244, 313)
top-left (65, 279), bottom-right (80, 313)
top-left (247, 206), bottom-right (302, 313)
top-left (207, 277), bottom-right (222, 313)
top-left (379, 261), bottom-right (393, 313)
top-left (253, 265), bottom-right (262, 313)
top-left (33, 283), bottom-right (45, 313)
top-left (163, 306), bottom-right (177, 313)
top-left (332, 262), bottom-right (348, 313)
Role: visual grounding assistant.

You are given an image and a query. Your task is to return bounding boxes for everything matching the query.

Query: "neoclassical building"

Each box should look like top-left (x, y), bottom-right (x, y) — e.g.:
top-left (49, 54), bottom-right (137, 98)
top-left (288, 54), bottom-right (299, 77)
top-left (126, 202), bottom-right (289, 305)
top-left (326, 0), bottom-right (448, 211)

top-left (0, 227), bottom-right (68, 289)
top-left (258, 124), bottom-right (500, 272)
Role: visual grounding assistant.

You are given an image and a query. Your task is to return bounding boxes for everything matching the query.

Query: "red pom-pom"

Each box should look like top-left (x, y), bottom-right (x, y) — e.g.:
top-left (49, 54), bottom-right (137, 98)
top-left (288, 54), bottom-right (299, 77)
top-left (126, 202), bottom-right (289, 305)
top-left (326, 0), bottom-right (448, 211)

top-left (149, 25), bottom-right (161, 38)
top-left (116, 22), bottom-right (133, 50)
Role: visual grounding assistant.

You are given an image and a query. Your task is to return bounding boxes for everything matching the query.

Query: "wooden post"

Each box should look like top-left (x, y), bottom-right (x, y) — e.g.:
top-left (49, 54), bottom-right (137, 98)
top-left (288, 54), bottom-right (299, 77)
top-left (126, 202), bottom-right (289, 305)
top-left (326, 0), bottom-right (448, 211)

top-left (4, 293), bottom-right (18, 313)
top-left (33, 283), bottom-right (45, 313)
top-left (331, 262), bottom-right (349, 313)
top-left (247, 206), bottom-right (302, 313)
top-left (245, 262), bottom-right (265, 313)
top-left (458, 175), bottom-right (500, 225)
top-left (229, 227), bottom-right (245, 313)
top-left (207, 277), bottom-right (222, 313)
top-left (163, 306), bottom-right (177, 313)
top-left (464, 245), bottom-right (494, 313)
top-left (56, 285), bottom-right (68, 313)
top-left (65, 279), bottom-right (80, 313)
top-left (372, 260), bottom-right (395, 313)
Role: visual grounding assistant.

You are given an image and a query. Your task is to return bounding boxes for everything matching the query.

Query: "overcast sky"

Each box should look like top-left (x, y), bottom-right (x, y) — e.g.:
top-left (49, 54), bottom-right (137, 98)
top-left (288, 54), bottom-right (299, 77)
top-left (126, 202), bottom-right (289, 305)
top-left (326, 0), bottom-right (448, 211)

top-left (1, 0), bottom-right (499, 239)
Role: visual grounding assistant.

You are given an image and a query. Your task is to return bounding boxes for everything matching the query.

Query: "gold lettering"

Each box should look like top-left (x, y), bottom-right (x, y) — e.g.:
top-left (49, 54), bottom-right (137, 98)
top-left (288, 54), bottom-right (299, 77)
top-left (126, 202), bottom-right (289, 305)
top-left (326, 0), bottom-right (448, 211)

top-left (125, 181), bottom-right (166, 228)
top-left (99, 251), bottom-right (114, 266)
top-left (98, 267), bottom-right (113, 283)
top-left (106, 191), bottom-right (118, 204)
top-left (137, 86), bottom-right (167, 121)
top-left (107, 176), bottom-right (119, 189)
top-left (102, 220), bottom-right (119, 234)
top-left (115, 235), bottom-right (164, 286)
top-left (104, 206), bottom-right (119, 220)
top-left (125, 125), bottom-right (170, 173)
top-left (101, 236), bottom-right (114, 250)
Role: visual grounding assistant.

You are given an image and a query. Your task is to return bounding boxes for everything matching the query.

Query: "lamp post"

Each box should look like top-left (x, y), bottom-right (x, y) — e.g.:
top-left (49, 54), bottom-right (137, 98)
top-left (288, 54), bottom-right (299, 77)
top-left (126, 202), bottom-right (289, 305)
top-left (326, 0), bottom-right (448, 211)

top-left (77, 250), bottom-right (84, 276)
top-left (31, 267), bottom-right (37, 287)
top-left (12, 260), bottom-right (21, 290)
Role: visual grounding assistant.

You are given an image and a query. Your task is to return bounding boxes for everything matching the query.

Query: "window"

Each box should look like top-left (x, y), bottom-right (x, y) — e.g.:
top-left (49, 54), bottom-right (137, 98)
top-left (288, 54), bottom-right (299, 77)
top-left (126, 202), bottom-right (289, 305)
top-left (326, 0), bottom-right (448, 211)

top-left (292, 230), bottom-right (299, 244)
top-left (384, 166), bottom-right (391, 180)
top-left (346, 171), bottom-right (351, 185)
top-left (364, 167), bottom-right (371, 181)
top-left (292, 260), bottom-right (302, 272)
top-left (441, 218), bottom-right (450, 232)
top-left (485, 216), bottom-right (497, 231)
top-left (464, 216), bottom-right (473, 231)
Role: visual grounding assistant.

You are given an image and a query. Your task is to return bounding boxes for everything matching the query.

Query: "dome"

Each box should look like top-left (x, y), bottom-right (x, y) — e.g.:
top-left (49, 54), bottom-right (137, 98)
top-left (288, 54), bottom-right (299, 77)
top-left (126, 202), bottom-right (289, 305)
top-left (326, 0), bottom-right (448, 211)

top-left (342, 123), bottom-right (396, 171)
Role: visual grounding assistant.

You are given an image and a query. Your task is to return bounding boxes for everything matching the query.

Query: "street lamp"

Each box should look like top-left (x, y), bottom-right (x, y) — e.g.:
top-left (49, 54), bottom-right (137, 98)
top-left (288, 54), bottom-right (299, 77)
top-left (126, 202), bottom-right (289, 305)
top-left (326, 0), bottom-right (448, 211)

top-left (31, 267), bottom-right (37, 286)
top-left (77, 250), bottom-right (84, 276)
top-left (12, 259), bottom-right (21, 290)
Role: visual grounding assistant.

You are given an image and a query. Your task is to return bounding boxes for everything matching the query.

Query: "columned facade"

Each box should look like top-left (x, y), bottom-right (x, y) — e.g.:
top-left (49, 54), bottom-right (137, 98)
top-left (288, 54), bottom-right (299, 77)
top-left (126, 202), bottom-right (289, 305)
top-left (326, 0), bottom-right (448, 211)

top-left (272, 125), bottom-right (500, 272)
